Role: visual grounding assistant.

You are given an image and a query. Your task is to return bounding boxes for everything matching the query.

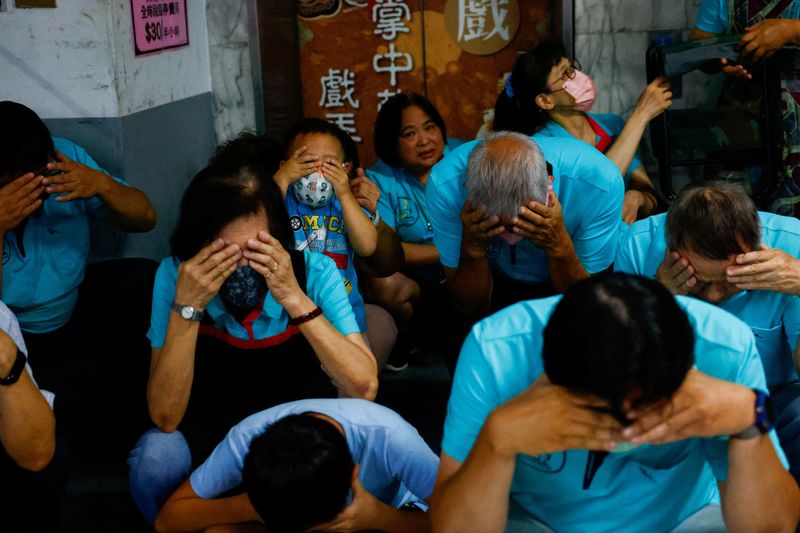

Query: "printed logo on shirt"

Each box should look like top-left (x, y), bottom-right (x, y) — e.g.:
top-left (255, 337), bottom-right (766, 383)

top-left (396, 196), bottom-right (418, 227)
top-left (302, 214), bottom-right (346, 235)
top-left (518, 452), bottom-right (567, 474)
top-left (46, 226), bottom-right (59, 234)
top-left (486, 240), bottom-right (501, 260)
top-left (290, 215), bottom-right (303, 232)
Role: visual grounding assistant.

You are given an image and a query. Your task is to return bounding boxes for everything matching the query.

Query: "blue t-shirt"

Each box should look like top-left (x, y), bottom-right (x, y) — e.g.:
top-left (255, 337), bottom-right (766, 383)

top-left (536, 113), bottom-right (643, 186)
top-left (147, 250), bottom-right (360, 348)
top-left (190, 399), bottom-right (440, 508)
top-left (614, 212), bottom-right (800, 388)
top-left (426, 135), bottom-right (624, 284)
top-left (368, 138), bottom-right (465, 245)
top-left (442, 295), bottom-right (787, 533)
top-left (696, 0), bottom-right (800, 33)
top-left (2, 137), bottom-right (128, 333)
top-left (284, 194), bottom-right (366, 332)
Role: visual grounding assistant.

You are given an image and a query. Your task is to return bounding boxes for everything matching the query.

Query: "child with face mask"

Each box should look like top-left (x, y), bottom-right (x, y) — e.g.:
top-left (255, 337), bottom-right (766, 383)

top-left (494, 40), bottom-right (672, 225)
top-left (273, 119), bottom-right (379, 337)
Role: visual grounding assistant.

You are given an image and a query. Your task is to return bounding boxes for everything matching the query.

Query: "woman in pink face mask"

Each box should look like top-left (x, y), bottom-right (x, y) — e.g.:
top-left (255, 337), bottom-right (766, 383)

top-left (494, 41), bottom-right (672, 225)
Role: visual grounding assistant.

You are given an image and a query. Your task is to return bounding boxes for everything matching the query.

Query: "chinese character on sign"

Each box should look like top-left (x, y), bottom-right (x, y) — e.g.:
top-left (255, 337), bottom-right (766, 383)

top-left (319, 69), bottom-right (361, 109)
top-left (457, 0), bottom-right (510, 42)
top-left (372, 0), bottom-right (411, 41)
top-left (377, 89), bottom-right (401, 109)
top-left (326, 113), bottom-right (362, 143)
top-left (373, 44), bottom-right (413, 87)
top-left (344, 0), bottom-right (367, 6)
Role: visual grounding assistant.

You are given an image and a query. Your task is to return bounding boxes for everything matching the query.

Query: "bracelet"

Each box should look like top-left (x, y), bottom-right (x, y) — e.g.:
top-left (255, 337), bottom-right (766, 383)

top-left (0, 347), bottom-right (27, 386)
top-left (289, 306), bottom-right (323, 326)
top-left (372, 210), bottom-right (381, 227)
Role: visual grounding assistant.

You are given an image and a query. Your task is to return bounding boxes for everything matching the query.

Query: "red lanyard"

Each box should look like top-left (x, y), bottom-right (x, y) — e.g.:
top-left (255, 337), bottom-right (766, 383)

top-left (584, 115), bottom-right (613, 153)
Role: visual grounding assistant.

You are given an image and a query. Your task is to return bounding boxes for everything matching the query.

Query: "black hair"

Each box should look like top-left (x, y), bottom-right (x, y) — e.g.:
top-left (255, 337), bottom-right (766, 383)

top-left (170, 154), bottom-right (293, 261)
top-left (373, 92), bottom-right (448, 169)
top-left (282, 118), bottom-right (361, 179)
top-left (493, 40), bottom-right (568, 135)
top-left (0, 101), bottom-right (55, 180)
top-left (666, 182), bottom-right (761, 260)
top-left (243, 414), bottom-right (355, 533)
top-left (208, 132), bottom-right (283, 179)
top-left (543, 273), bottom-right (694, 418)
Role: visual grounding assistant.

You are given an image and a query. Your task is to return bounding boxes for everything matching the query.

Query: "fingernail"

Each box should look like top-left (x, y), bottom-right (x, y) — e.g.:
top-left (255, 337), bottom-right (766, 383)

top-left (511, 217), bottom-right (519, 224)
top-left (622, 428), bottom-right (635, 438)
top-left (518, 206), bottom-right (525, 215)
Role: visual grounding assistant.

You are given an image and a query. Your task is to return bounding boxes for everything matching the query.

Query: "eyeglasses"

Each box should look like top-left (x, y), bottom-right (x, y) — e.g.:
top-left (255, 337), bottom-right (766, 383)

top-left (545, 59), bottom-right (582, 93)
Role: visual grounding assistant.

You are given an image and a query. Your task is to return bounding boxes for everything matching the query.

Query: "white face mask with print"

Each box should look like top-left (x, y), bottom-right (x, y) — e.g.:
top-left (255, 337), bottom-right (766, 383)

top-left (293, 172), bottom-right (334, 209)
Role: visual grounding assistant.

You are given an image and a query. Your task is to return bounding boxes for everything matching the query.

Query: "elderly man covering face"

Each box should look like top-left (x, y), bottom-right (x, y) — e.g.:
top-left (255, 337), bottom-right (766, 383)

top-left (425, 132), bottom-right (625, 318)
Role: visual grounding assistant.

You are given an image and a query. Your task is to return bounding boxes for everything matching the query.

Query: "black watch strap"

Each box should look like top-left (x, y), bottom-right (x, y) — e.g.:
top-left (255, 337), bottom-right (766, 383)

top-left (0, 348), bottom-right (27, 386)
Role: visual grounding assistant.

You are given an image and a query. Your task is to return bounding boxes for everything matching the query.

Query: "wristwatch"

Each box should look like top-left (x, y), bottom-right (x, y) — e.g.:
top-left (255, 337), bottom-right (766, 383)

top-left (0, 347), bottom-right (27, 386)
top-left (732, 389), bottom-right (775, 439)
top-left (171, 302), bottom-right (204, 322)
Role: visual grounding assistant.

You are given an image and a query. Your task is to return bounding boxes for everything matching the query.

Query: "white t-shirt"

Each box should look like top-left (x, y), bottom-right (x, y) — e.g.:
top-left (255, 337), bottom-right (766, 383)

top-left (0, 300), bottom-right (54, 406)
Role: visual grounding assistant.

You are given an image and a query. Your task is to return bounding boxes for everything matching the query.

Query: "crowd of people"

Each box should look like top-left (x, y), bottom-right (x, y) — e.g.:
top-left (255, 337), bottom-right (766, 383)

top-left (3, 1), bottom-right (800, 530)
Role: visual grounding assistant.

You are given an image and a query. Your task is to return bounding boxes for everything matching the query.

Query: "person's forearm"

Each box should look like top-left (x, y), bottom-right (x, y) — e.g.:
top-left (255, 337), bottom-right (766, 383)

top-left (431, 422), bottom-right (516, 533)
top-left (723, 436), bottom-right (800, 531)
top-left (402, 243), bottom-right (439, 267)
top-left (604, 116), bottom-right (648, 177)
top-left (545, 236), bottom-right (589, 292)
top-left (340, 194), bottom-right (378, 257)
top-left (357, 221), bottom-right (404, 277)
top-left (447, 248), bottom-right (493, 316)
top-left (285, 295), bottom-right (378, 399)
top-left (147, 317), bottom-right (200, 432)
top-left (0, 371), bottom-right (55, 471)
top-left (155, 493), bottom-right (258, 533)
top-left (99, 177), bottom-right (157, 232)
top-left (369, 503), bottom-right (432, 533)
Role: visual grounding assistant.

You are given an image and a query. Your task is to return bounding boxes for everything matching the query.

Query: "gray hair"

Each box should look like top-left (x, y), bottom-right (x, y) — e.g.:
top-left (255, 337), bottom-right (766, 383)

top-left (465, 132), bottom-right (549, 221)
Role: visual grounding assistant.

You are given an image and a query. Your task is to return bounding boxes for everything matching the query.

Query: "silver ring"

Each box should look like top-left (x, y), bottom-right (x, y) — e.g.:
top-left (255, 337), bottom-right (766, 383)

top-left (271, 262), bottom-right (278, 272)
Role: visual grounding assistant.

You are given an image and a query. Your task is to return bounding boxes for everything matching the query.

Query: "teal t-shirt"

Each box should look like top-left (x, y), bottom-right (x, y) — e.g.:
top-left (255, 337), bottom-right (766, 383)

top-left (536, 112), bottom-right (643, 186)
top-left (2, 137), bottom-right (128, 333)
top-left (442, 295), bottom-right (787, 533)
top-left (696, 0), bottom-right (800, 34)
top-left (368, 138), bottom-right (465, 245)
top-left (425, 135), bottom-right (624, 284)
top-left (614, 212), bottom-right (800, 388)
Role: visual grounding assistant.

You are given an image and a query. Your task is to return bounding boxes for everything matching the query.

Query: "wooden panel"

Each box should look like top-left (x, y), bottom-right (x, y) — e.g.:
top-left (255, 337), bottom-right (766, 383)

top-left (15, 0), bottom-right (57, 7)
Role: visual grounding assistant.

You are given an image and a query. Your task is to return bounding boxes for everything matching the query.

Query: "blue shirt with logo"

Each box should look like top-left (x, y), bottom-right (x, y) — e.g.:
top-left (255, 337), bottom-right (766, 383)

top-left (696, 0), bottom-right (800, 34)
top-left (615, 212), bottom-right (800, 388)
top-left (425, 135), bottom-right (624, 284)
top-left (284, 194), bottom-right (366, 332)
top-left (190, 399), bottom-right (439, 508)
top-left (148, 250), bottom-right (360, 348)
top-left (442, 295), bottom-right (787, 533)
top-left (2, 137), bottom-right (128, 333)
top-left (368, 138), bottom-right (465, 245)
top-left (536, 113), bottom-right (643, 186)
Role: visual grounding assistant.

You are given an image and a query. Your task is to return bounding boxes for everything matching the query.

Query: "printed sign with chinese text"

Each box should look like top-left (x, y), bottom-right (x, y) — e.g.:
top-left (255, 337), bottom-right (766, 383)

top-left (131, 0), bottom-right (189, 56)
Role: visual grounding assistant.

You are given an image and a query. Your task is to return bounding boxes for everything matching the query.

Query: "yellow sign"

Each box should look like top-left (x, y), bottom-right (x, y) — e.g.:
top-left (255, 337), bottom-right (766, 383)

top-left (444, 0), bottom-right (520, 56)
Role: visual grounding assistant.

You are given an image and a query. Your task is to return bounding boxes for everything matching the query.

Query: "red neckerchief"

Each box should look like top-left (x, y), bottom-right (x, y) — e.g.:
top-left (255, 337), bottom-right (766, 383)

top-left (584, 114), bottom-right (613, 153)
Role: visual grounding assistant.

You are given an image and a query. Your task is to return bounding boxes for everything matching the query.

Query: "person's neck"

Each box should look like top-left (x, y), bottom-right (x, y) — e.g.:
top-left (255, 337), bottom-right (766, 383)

top-left (550, 109), bottom-right (594, 145)
top-left (406, 165), bottom-right (432, 186)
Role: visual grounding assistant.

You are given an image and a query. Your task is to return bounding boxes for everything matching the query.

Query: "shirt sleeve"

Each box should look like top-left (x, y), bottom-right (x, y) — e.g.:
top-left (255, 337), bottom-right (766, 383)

top-left (426, 168), bottom-right (465, 270)
top-left (189, 421), bottom-right (259, 499)
top-left (571, 162), bottom-right (626, 274)
top-left (695, 0), bottom-right (729, 34)
top-left (305, 253), bottom-right (360, 336)
top-left (441, 330), bottom-right (501, 463)
top-left (703, 332), bottom-right (789, 481)
top-left (385, 419), bottom-right (440, 501)
top-left (147, 259), bottom-right (178, 349)
top-left (612, 224), bottom-right (644, 275)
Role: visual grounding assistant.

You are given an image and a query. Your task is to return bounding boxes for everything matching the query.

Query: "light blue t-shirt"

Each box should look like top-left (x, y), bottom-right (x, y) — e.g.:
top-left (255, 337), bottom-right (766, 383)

top-left (147, 250), bottom-right (360, 348)
top-left (442, 295), bottom-right (787, 533)
top-left (696, 0), bottom-right (800, 34)
top-left (614, 212), bottom-right (800, 388)
top-left (368, 138), bottom-right (465, 245)
top-left (190, 399), bottom-right (440, 508)
top-left (536, 113), bottom-right (643, 186)
top-left (284, 194), bottom-right (367, 332)
top-left (2, 137), bottom-right (128, 333)
top-left (426, 135), bottom-right (624, 284)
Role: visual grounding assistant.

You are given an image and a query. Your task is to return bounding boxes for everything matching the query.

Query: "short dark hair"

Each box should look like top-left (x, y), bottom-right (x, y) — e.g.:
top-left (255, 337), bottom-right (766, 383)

top-left (243, 414), bottom-right (355, 533)
top-left (170, 155), bottom-right (293, 261)
top-left (493, 40), bottom-right (567, 136)
top-left (283, 118), bottom-right (361, 178)
top-left (373, 92), bottom-right (448, 169)
top-left (666, 182), bottom-right (761, 260)
top-left (543, 274), bottom-right (694, 418)
top-left (208, 132), bottom-right (283, 179)
top-left (0, 101), bottom-right (55, 180)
